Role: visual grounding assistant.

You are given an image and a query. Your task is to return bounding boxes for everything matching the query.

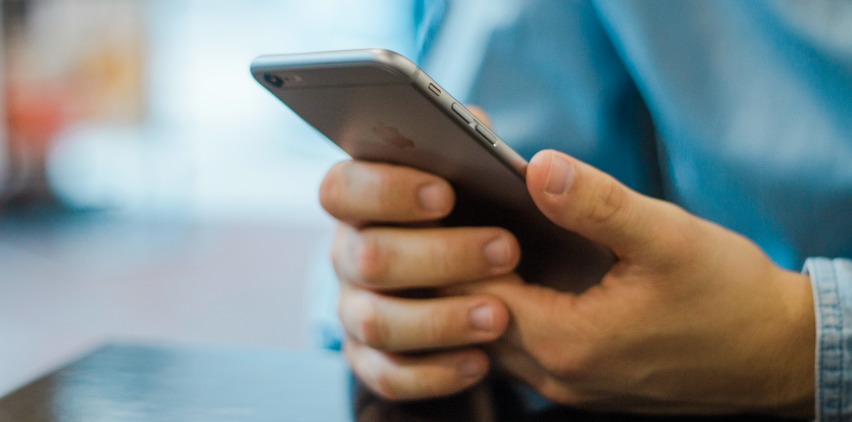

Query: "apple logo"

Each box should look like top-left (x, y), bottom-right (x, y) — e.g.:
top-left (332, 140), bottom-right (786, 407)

top-left (373, 121), bottom-right (415, 149)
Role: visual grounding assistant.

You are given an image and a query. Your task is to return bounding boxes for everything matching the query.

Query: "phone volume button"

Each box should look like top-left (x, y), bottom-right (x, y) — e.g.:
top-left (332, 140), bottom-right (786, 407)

top-left (451, 102), bottom-right (475, 124)
top-left (475, 124), bottom-right (498, 147)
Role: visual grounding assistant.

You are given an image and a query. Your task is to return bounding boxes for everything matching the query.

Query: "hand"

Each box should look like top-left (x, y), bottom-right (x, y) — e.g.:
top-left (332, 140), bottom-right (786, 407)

top-left (321, 159), bottom-right (519, 400)
top-left (454, 150), bottom-right (816, 417)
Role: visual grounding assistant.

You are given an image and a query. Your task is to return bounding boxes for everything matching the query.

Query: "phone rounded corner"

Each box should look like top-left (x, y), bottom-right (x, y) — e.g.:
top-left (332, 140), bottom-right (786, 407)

top-left (250, 55), bottom-right (275, 71)
top-left (249, 55), bottom-right (282, 83)
top-left (248, 63), bottom-right (262, 81)
top-left (365, 49), bottom-right (419, 82)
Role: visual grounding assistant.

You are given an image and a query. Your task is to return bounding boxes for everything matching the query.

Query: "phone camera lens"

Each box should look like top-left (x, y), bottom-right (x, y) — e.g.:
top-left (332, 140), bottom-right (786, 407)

top-left (264, 73), bottom-right (284, 87)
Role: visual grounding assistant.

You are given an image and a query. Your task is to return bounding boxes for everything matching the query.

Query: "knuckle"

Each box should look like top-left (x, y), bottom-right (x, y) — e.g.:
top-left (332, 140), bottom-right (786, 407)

top-left (349, 355), bottom-right (401, 401)
top-left (428, 238), bottom-right (460, 278)
top-left (371, 367), bottom-right (403, 401)
top-left (420, 312), bottom-right (450, 345)
top-left (355, 299), bottom-right (387, 349)
top-left (343, 342), bottom-right (401, 401)
top-left (370, 170), bottom-right (399, 211)
top-left (667, 205), bottom-right (700, 245)
top-left (353, 233), bottom-right (389, 286)
top-left (648, 202), bottom-right (704, 263)
top-left (586, 177), bottom-right (628, 226)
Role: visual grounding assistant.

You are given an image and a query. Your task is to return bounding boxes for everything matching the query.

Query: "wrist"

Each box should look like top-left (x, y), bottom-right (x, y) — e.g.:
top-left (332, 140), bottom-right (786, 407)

top-left (768, 269), bottom-right (815, 418)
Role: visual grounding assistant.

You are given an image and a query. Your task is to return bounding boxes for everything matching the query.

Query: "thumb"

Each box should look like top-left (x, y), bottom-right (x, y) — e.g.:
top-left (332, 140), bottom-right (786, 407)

top-left (526, 150), bottom-right (673, 260)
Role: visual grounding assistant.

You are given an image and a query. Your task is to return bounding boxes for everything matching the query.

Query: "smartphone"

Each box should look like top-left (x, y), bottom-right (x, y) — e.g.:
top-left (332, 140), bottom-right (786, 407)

top-left (251, 49), bottom-right (613, 291)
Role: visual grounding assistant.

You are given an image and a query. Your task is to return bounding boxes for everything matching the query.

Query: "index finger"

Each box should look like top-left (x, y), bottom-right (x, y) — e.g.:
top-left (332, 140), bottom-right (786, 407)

top-left (320, 160), bottom-right (455, 224)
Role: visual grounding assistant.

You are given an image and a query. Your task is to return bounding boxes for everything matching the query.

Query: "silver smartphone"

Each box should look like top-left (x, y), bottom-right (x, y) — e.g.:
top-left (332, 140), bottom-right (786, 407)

top-left (251, 49), bottom-right (613, 291)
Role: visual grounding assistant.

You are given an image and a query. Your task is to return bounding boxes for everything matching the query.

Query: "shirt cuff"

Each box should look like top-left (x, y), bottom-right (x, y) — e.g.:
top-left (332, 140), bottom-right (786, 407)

top-left (805, 257), bottom-right (852, 421)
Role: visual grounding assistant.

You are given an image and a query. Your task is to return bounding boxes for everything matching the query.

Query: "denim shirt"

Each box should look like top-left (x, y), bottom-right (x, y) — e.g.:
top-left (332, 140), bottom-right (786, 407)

top-left (417, 0), bottom-right (852, 417)
top-left (809, 258), bottom-right (852, 420)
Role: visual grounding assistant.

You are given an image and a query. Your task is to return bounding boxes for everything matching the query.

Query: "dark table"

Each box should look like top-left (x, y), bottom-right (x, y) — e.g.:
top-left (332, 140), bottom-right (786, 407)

top-left (0, 343), bottom-right (799, 421)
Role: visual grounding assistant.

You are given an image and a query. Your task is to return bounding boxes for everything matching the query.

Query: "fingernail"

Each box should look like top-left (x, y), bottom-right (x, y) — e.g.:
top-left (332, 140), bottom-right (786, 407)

top-left (543, 154), bottom-right (576, 195)
top-left (484, 236), bottom-right (511, 268)
top-left (459, 357), bottom-right (485, 379)
top-left (469, 305), bottom-right (495, 331)
top-left (418, 183), bottom-right (448, 213)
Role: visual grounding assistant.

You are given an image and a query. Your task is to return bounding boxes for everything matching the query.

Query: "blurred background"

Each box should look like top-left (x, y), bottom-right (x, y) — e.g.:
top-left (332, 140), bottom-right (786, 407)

top-left (0, 0), bottom-right (421, 395)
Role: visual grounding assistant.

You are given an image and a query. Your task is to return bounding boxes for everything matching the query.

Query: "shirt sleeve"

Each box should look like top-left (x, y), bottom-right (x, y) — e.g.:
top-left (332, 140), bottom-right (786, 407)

top-left (805, 257), bottom-right (852, 421)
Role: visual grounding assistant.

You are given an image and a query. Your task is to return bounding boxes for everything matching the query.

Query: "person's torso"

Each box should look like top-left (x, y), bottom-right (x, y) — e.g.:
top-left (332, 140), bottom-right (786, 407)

top-left (425, 0), bottom-right (852, 269)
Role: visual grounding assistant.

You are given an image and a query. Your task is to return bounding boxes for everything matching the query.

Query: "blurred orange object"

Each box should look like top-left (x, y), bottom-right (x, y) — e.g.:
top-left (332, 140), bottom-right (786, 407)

top-left (1, 0), bottom-right (145, 204)
top-left (7, 83), bottom-right (69, 155)
top-left (2, 80), bottom-right (72, 203)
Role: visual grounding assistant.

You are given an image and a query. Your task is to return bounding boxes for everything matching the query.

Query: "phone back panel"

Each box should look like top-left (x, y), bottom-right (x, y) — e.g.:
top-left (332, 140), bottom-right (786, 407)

top-left (252, 49), bottom-right (614, 291)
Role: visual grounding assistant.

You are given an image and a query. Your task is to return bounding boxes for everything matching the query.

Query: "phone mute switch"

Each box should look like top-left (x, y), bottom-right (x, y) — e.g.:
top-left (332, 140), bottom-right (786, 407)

top-left (475, 124), bottom-right (498, 147)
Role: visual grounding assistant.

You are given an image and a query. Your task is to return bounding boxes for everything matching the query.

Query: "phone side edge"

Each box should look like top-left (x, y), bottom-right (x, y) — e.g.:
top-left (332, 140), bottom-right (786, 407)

top-left (250, 49), bottom-right (419, 82)
top-left (408, 68), bottom-right (529, 180)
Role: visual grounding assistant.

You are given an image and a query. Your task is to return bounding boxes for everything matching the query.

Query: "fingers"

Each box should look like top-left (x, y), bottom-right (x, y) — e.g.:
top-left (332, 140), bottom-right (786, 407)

top-left (333, 224), bottom-right (520, 290)
top-left (320, 160), bottom-right (455, 224)
top-left (339, 283), bottom-right (509, 352)
top-left (345, 338), bottom-right (490, 400)
top-left (526, 150), bottom-right (687, 259)
top-left (449, 277), bottom-right (586, 366)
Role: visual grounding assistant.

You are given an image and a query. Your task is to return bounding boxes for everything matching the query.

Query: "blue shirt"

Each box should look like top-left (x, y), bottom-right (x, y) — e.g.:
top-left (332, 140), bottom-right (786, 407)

top-left (419, 0), bottom-right (852, 418)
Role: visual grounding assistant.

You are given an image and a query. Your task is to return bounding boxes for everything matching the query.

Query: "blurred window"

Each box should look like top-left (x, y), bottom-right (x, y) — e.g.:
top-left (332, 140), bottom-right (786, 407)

top-left (2, 0), bottom-right (415, 225)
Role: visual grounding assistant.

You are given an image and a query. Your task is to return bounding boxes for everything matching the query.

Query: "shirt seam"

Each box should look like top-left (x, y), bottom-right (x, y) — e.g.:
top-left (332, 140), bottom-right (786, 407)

top-left (811, 258), bottom-right (842, 421)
